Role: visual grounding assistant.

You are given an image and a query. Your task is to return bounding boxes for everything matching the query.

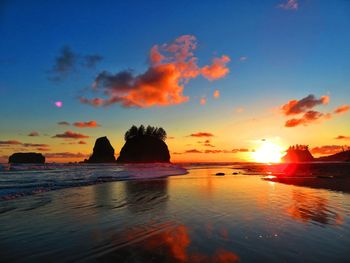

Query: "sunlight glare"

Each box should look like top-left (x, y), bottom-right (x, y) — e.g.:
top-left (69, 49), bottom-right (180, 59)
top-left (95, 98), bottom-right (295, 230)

top-left (253, 141), bottom-right (283, 163)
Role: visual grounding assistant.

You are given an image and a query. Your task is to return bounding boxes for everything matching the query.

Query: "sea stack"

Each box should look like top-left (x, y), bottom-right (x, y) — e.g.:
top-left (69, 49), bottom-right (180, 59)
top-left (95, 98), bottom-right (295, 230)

top-left (117, 125), bottom-right (170, 163)
top-left (282, 145), bottom-right (314, 163)
top-left (9, 152), bottom-right (45, 164)
top-left (86, 136), bottom-right (116, 163)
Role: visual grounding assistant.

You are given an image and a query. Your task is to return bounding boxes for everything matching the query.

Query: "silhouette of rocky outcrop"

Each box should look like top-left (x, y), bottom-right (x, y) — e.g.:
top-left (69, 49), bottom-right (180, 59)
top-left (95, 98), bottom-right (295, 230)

top-left (117, 125), bottom-right (170, 163)
top-left (9, 152), bottom-right (45, 163)
top-left (282, 145), bottom-right (314, 163)
top-left (85, 136), bottom-right (115, 163)
top-left (316, 150), bottom-right (350, 162)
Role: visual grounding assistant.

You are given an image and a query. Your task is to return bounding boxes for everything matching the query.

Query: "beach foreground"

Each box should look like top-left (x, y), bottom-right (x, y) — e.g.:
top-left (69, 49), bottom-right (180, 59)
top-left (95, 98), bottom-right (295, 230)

top-left (1, 164), bottom-right (350, 262)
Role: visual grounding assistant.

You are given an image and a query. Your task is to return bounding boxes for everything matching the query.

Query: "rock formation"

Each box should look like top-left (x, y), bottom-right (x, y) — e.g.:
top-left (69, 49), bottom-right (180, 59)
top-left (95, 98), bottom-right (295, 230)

top-left (85, 136), bottom-right (116, 163)
top-left (9, 152), bottom-right (45, 163)
top-left (117, 125), bottom-right (170, 163)
top-left (282, 145), bottom-right (314, 163)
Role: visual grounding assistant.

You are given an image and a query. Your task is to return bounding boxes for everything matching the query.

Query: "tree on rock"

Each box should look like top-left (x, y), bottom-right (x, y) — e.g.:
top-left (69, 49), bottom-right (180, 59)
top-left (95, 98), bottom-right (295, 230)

top-left (124, 125), bottom-right (167, 141)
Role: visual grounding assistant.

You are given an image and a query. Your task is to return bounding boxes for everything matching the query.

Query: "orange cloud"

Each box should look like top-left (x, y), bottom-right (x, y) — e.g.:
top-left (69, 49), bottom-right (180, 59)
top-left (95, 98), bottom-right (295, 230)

top-left (190, 132), bottom-right (214, 137)
top-left (52, 131), bottom-right (89, 139)
top-left (201, 55), bottom-right (230, 81)
top-left (200, 98), bottom-right (206, 105)
top-left (185, 149), bottom-right (202, 153)
top-left (281, 94), bottom-right (329, 116)
top-left (45, 152), bottom-right (89, 158)
top-left (335, 135), bottom-right (350, 140)
top-left (28, 131), bottom-right (39, 136)
top-left (311, 145), bottom-right (347, 155)
top-left (334, 104), bottom-right (350, 114)
top-left (213, 89), bottom-right (220, 98)
top-left (0, 140), bottom-right (22, 145)
top-left (81, 35), bottom-right (230, 108)
top-left (78, 140), bottom-right (87, 144)
top-left (73, 120), bottom-right (100, 128)
top-left (285, 110), bottom-right (326, 127)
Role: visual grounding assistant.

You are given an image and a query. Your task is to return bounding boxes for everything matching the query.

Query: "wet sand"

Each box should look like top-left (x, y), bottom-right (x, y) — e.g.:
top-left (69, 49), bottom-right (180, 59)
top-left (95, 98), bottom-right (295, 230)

top-left (1, 165), bottom-right (350, 262)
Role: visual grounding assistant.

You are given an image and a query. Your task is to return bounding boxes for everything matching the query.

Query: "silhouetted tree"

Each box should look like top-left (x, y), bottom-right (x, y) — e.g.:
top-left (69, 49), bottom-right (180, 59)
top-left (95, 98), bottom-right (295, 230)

top-left (124, 125), bottom-right (167, 141)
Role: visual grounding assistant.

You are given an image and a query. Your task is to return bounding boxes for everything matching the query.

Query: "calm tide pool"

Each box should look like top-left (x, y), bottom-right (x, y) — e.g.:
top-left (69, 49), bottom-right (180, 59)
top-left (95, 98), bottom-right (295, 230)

top-left (1, 164), bottom-right (350, 262)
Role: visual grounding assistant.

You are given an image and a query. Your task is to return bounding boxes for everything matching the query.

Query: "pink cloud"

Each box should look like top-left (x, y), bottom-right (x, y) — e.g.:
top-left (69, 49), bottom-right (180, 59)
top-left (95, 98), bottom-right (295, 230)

top-left (278, 0), bottom-right (298, 10)
top-left (52, 131), bottom-right (89, 139)
top-left (200, 98), bottom-right (206, 105)
top-left (80, 35), bottom-right (230, 108)
top-left (55, 101), bottom-right (63, 108)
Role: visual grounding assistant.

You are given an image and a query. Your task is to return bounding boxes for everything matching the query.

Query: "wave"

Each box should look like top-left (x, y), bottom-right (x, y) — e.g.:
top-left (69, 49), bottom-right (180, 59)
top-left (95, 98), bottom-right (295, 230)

top-left (0, 163), bottom-right (187, 200)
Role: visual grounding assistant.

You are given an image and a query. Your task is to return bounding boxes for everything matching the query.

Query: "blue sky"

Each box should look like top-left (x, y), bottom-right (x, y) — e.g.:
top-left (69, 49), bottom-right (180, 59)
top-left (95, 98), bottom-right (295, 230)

top-left (0, 0), bottom-right (349, 162)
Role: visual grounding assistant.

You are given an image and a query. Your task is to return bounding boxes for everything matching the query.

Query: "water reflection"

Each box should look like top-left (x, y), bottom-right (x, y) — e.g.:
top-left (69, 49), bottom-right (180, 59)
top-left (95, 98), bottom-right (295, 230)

top-left (287, 189), bottom-right (343, 226)
top-left (98, 223), bottom-right (239, 262)
top-left (124, 179), bottom-right (169, 214)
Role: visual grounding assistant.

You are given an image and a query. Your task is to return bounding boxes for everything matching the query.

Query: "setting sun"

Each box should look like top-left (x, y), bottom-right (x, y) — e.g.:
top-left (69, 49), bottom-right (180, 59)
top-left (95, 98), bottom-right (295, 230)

top-left (253, 141), bottom-right (284, 163)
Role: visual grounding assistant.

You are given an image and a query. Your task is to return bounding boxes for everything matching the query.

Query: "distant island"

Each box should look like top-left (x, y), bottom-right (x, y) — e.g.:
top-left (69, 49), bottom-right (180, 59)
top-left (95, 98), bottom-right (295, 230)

top-left (8, 152), bottom-right (45, 164)
top-left (117, 125), bottom-right (170, 163)
top-left (282, 144), bottom-right (350, 163)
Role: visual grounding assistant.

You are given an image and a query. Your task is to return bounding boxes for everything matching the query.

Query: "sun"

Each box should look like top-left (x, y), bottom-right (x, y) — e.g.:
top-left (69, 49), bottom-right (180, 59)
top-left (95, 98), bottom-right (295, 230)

top-left (252, 141), bottom-right (283, 163)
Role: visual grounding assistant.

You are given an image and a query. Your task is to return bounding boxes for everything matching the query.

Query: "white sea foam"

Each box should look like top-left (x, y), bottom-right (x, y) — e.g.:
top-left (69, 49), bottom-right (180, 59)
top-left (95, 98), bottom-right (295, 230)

top-left (0, 163), bottom-right (187, 200)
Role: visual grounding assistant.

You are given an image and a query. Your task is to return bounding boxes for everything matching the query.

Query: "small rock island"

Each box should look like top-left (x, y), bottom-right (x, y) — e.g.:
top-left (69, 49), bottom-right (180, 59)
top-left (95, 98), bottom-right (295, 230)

top-left (282, 145), bottom-right (314, 163)
top-left (9, 152), bottom-right (45, 164)
top-left (117, 125), bottom-right (170, 163)
top-left (85, 136), bottom-right (116, 163)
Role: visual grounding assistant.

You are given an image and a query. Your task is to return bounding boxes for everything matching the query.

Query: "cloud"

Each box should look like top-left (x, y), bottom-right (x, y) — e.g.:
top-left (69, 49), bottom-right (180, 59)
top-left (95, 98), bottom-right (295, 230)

top-left (28, 131), bottom-right (39, 137)
top-left (284, 110), bottom-right (327, 127)
top-left (185, 149), bottom-right (202, 153)
top-left (45, 152), bottom-right (89, 158)
top-left (49, 46), bottom-right (103, 81)
top-left (52, 131), bottom-right (89, 139)
top-left (0, 140), bottom-right (22, 145)
top-left (37, 147), bottom-right (50, 151)
top-left (58, 121), bottom-right (70, 126)
top-left (73, 120), bottom-right (100, 128)
top-left (200, 98), bottom-right (206, 105)
top-left (278, 0), bottom-right (298, 10)
top-left (239, 56), bottom-right (247, 62)
top-left (201, 55), bottom-right (230, 81)
top-left (311, 145), bottom-right (347, 155)
top-left (334, 104), bottom-right (350, 114)
top-left (190, 132), bottom-right (214, 137)
top-left (80, 35), bottom-right (230, 108)
top-left (213, 90), bottom-right (220, 99)
top-left (335, 135), bottom-right (350, 140)
top-left (83, 54), bottom-right (103, 68)
top-left (22, 143), bottom-right (49, 147)
top-left (281, 94), bottom-right (329, 116)
top-left (78, 140), bottom-right (87, 144)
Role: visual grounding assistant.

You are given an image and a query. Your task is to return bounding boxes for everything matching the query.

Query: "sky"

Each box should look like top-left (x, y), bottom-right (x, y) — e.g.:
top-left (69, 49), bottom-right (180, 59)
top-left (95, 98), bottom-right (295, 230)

top-left (0, 0), bottom-right (349, 163)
